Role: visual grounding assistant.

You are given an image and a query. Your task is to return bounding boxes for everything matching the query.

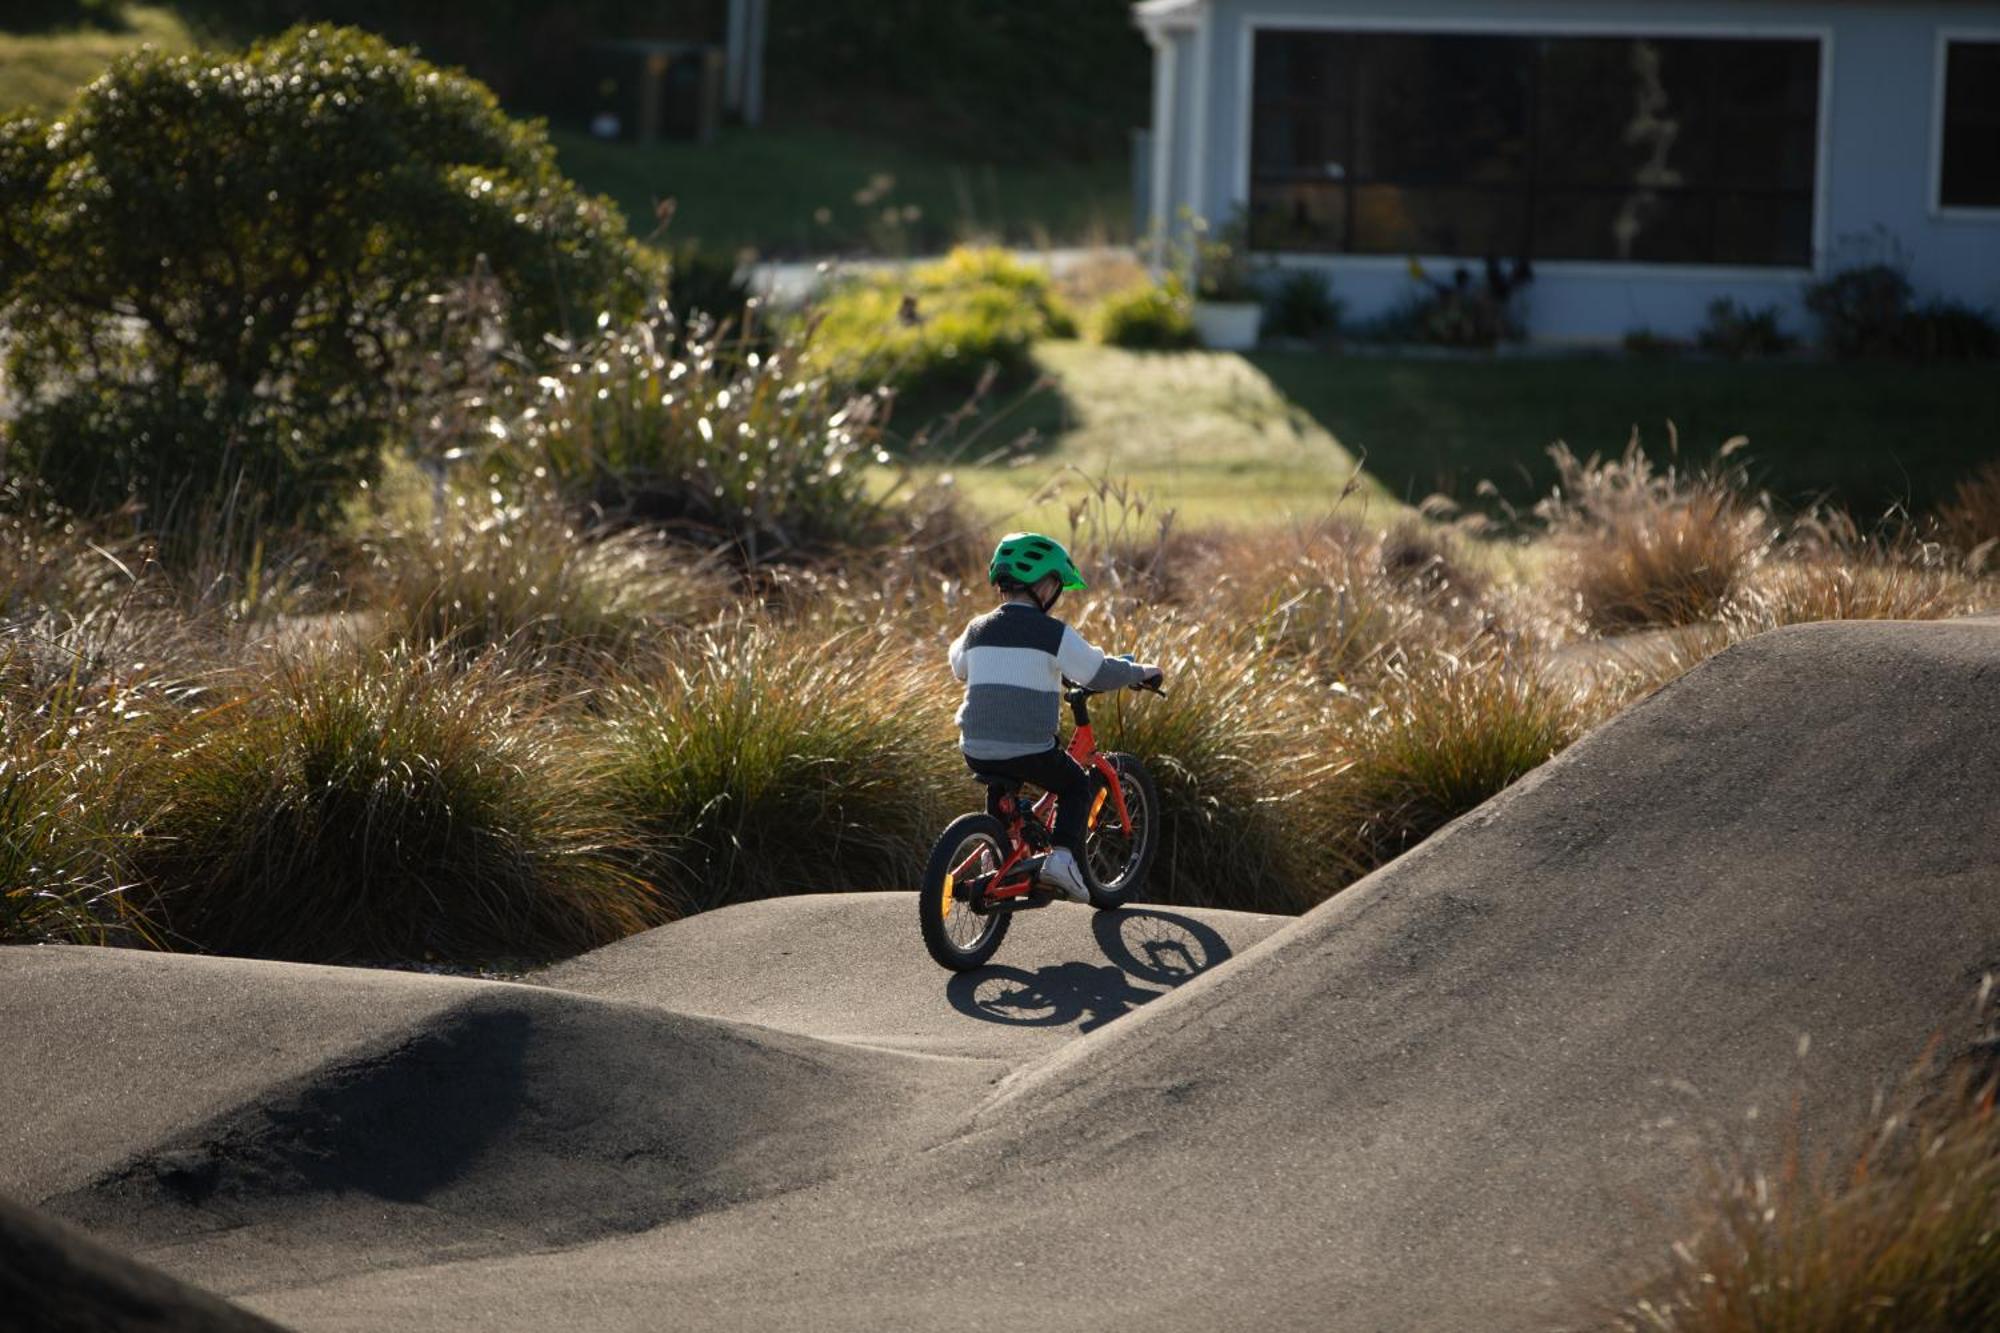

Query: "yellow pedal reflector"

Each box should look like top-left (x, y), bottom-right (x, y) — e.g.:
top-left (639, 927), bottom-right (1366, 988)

top-left (1088, 789), bottom-right (1108, 828)
top-left (940, 871), bottom-right (955, 919)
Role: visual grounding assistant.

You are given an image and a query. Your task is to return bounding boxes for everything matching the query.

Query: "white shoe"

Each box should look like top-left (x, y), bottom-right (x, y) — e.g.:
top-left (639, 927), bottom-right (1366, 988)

top-left (1039, 848), bottom-right (1093, 903)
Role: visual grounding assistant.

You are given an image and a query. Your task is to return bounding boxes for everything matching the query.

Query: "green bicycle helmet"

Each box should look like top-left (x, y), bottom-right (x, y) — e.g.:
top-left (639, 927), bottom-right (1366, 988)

top-left (987, 532), bottom-right (1087, 593)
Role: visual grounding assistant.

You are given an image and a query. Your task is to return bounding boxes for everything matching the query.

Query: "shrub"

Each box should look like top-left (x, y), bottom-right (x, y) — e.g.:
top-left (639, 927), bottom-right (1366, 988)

top-left (1906, 299), bottom-right (2000, 361)
top-left (1806, 262), bottom-right (1915, 358)
top-left (127, 645), bottom-right (658, 962)
top-left (1623, 328), bottom-right (1688, 359)
top-left (1262, 269), bottom-right (1343, 342)
top-left (1093, 276), bottom-right (1197, 350)
top-left (1696, 299), bottom-right (1796, 360)
top-left (1365, 258), bottom-right (1533, 348)
top-left (0, 25), bottom-right (658, 533)
top-left (806, 245), bottom-right (1072, 401)
top-left (597, 629), bottom-right (951, 915)
top-left (511, 308), bottom-right (918, 562)
top-left (368, 495), bottom-right (712, 668)
top-left (1539, 441), bottom-right (1772, 632)
top-left (1313, 648), bottom-right (1595, 885)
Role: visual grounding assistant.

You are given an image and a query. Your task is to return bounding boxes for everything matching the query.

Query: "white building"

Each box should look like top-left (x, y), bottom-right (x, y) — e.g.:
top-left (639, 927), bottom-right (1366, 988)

top-left (1136, 0), bottom-right (2000, 340)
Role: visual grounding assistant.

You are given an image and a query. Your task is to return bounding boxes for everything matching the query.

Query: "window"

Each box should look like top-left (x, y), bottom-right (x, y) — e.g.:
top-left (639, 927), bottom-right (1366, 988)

top-left (1249, 30), bottom-right (1821, 266)
top-left (1939, 38), bottom-right (2000, 210)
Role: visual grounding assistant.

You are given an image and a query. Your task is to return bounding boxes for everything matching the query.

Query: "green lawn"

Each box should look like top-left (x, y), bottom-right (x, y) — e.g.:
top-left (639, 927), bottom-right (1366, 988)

top-left (0, 5), bottom-right (193, 114)
top-left (895, 342), bottom-right (1395, 532)
top-left (553, 127), bottom-right (1131, 257)
top-left (1250, 353), bottom-right (2000, 518)
top-left (912, 345), bottom-right (1999, 533)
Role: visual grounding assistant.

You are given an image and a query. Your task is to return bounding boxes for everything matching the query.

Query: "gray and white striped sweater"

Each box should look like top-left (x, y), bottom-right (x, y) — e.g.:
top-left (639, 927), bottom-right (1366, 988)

top-left (947, 603), bottom-right (1146, 760)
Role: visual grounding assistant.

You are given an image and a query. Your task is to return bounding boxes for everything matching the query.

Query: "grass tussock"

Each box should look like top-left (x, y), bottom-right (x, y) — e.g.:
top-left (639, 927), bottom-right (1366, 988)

top-left (1313, 647), bottom-right (1598, 883)
top-left (598, 628), bottom-right (952, 915)
top-left (1541, 440), bottom-right (1773, 633)
top-left (127, 644), bottom-right (659, 963)
top-left (1937, 459), bottom-right (2000, 565)
top-left (369, 496), bottom-right (715, 668)
top-left (1069, 603), bottom-right (1321, 912)
top-left (1616, 1059), bottom-right (2000, 1333)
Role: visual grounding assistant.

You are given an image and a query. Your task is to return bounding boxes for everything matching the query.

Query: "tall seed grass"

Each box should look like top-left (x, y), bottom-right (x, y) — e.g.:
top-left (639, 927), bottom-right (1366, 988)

top-left (598, 628), bottom-right (954, 914)
top-left (369, 494), bottom-right (714, 669)
top-left (1069, 604), bottom-right (1321, 912)
top-left (1312, 647), bottom-right (1598, 886)
top-left (1541, 440), bottom-right (1773, 633)
top-left (1616, 1064), bottom-right (2000, 1333)
top-left (127, 644), bottom-right (658, 963)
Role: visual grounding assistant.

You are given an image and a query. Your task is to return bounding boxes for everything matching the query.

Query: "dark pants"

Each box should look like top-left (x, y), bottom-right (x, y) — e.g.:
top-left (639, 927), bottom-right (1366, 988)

top-left (966, 745), bottom-right (1091, 853)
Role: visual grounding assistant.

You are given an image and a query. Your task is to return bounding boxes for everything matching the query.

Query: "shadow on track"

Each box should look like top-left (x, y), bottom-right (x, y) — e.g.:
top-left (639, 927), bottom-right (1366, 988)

top-left (945, 909), bottom-right (1235, 1034)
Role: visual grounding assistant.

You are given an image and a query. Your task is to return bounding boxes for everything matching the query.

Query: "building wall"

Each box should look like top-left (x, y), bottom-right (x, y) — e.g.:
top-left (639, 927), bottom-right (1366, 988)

top-left (1149, 0), bottom-right (2000, 341)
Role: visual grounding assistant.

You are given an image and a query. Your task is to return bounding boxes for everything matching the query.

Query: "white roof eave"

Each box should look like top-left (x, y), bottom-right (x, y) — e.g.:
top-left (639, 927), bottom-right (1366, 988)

top-left (1133, 0), bottom-right (1204, 39)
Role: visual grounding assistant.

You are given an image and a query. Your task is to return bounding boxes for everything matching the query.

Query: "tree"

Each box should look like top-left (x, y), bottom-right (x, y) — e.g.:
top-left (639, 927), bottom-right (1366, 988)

top-left (0, 25), bottom-right (661, 531)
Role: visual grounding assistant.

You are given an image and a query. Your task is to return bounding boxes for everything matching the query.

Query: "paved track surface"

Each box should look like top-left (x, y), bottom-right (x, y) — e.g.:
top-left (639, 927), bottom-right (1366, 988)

top-left (5, 620), bottom-right (1998, 1331)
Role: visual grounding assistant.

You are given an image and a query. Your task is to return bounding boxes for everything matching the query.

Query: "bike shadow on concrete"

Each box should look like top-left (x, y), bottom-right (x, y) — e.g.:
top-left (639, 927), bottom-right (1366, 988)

top-left (946, 908), bottom-right (1234, 1034)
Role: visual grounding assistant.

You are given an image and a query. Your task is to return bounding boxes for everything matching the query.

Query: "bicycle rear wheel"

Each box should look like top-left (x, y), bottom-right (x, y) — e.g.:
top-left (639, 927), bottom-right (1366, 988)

top-left (1083, 752), bottom-right (1159, 909)
top-left (919, 813), bottom-right (1013, 971)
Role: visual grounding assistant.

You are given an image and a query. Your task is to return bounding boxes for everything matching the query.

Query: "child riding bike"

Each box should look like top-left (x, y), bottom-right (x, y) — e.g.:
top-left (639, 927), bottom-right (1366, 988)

top-left (948, 533), bottom-right (1165, 903)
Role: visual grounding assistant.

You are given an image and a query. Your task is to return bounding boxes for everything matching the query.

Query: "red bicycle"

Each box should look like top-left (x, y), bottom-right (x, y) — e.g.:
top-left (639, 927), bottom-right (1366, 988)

top-left (919, 679), bottom-right (1163, 971)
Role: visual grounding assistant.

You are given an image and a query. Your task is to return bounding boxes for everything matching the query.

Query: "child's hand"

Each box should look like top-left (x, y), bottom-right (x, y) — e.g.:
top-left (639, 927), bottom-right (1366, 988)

top-left (1135, 664), bottom-right (1165, 692)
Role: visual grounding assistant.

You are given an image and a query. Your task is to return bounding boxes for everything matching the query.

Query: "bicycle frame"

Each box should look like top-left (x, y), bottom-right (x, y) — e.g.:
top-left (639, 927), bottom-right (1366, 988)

top-left (952, 687), bottom-right (1136, 909)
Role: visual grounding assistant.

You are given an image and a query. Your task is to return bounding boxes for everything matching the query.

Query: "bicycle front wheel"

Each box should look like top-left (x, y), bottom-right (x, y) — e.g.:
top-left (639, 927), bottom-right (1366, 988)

top-left (1083, 752), bottom-right (1160, 909)
top-left (919, 813), bottom-right (1012, 971)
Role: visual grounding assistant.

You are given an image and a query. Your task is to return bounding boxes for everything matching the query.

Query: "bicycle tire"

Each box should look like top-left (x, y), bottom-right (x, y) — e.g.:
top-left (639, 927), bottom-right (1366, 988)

top-left (919, 812), bottom-right (1013, 971)
top-left (1083, 752), bottom-right (1160, 910)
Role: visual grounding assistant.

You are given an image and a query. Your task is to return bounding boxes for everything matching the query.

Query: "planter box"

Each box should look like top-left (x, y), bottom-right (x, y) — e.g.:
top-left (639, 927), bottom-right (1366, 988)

top-left (1192, 300), bottom-right (1262, 351)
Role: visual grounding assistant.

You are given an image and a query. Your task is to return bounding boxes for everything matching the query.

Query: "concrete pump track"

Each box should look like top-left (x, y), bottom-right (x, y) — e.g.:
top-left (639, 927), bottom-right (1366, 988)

top-left (5, 619), bottom-right (1998, 1331)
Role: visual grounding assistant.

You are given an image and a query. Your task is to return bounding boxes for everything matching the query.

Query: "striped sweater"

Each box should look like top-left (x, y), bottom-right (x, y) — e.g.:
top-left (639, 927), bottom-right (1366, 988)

top-left (947, 603), bottom-right (1147, 760)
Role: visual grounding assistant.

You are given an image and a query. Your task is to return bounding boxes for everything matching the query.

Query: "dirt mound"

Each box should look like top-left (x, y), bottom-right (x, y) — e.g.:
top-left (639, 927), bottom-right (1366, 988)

top-left (540, 892), bottom-right (1287, 1057)
top-left (0, 1191), bottom-right (282, 1332)
top-left (10, 619), bottom-right (1999, 1331)
top-left (4, 951), bottom-right (999, 1292)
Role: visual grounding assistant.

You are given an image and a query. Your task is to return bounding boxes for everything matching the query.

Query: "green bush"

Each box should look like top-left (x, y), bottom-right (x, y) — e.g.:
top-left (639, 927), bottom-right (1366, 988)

top-left (1906, 299), bottom-right (2000, 361)
top-left (1262, 269), bottom-right (1343, 342)
top-left (1696, 299), bottom-right (1796, 360)
top-left (128, 644), bottom-right (659, 962)
top-left (1806, 262), bottom-right (1914, 358)
top-left (0, 25), bottom-right (659, 534)
top-left (1093, 277), bottom-right (1197, 350)
top-left (668, 244), bottom-right (754, 327)
top-left (598, 630), bottom-right (950, 915)
top-left (808, 246), bottom-right (1073, 400)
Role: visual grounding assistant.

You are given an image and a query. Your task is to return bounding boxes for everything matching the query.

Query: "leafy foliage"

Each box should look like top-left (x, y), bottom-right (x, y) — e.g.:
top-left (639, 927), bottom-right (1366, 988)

top-left (1262, 269), bottom-right (1344, 342)
top-left (807, 246), bottom-right (1074, 401)
top-left (1696, 299), bottom-right (1796, 361)
top-left (0, 24), bottom-right (658, 532)
top-left (1093, 276), bottom-right (1197, 350)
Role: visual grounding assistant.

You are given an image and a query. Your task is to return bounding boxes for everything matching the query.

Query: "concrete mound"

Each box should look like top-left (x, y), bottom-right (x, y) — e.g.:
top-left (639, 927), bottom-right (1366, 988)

top-left (540, 892), bottom-right (1288, 1058)
top-left (10, 619), bottom-right (1999, 1331)
top-left (4, 948), bottom-right (1000, 1292)
top-left (0, 1192), bottom-right (283, 1333)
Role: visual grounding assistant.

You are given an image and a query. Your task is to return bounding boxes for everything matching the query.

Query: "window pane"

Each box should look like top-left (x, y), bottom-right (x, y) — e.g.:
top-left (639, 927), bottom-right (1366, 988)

top-left (1941, 41), bottom-right (2000, 208)
top-left (1250, 182), bottom-right (1348, 251)
top-left (1246, 29), bottom-right (1819, 264)
top-left (1350, 35), bottom-right (1532, 185)
top-left (1352, 184), bottom-right (1528, 255)
top-left (1534, 189), bottom-right (1712, 262)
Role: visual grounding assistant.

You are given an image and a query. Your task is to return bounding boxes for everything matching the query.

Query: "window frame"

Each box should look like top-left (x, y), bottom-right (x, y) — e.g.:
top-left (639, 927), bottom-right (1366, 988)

top-left (1234, 13), bottom-right (1835, 278)
top-left (1930, 28), bottom-right (2000, 221)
